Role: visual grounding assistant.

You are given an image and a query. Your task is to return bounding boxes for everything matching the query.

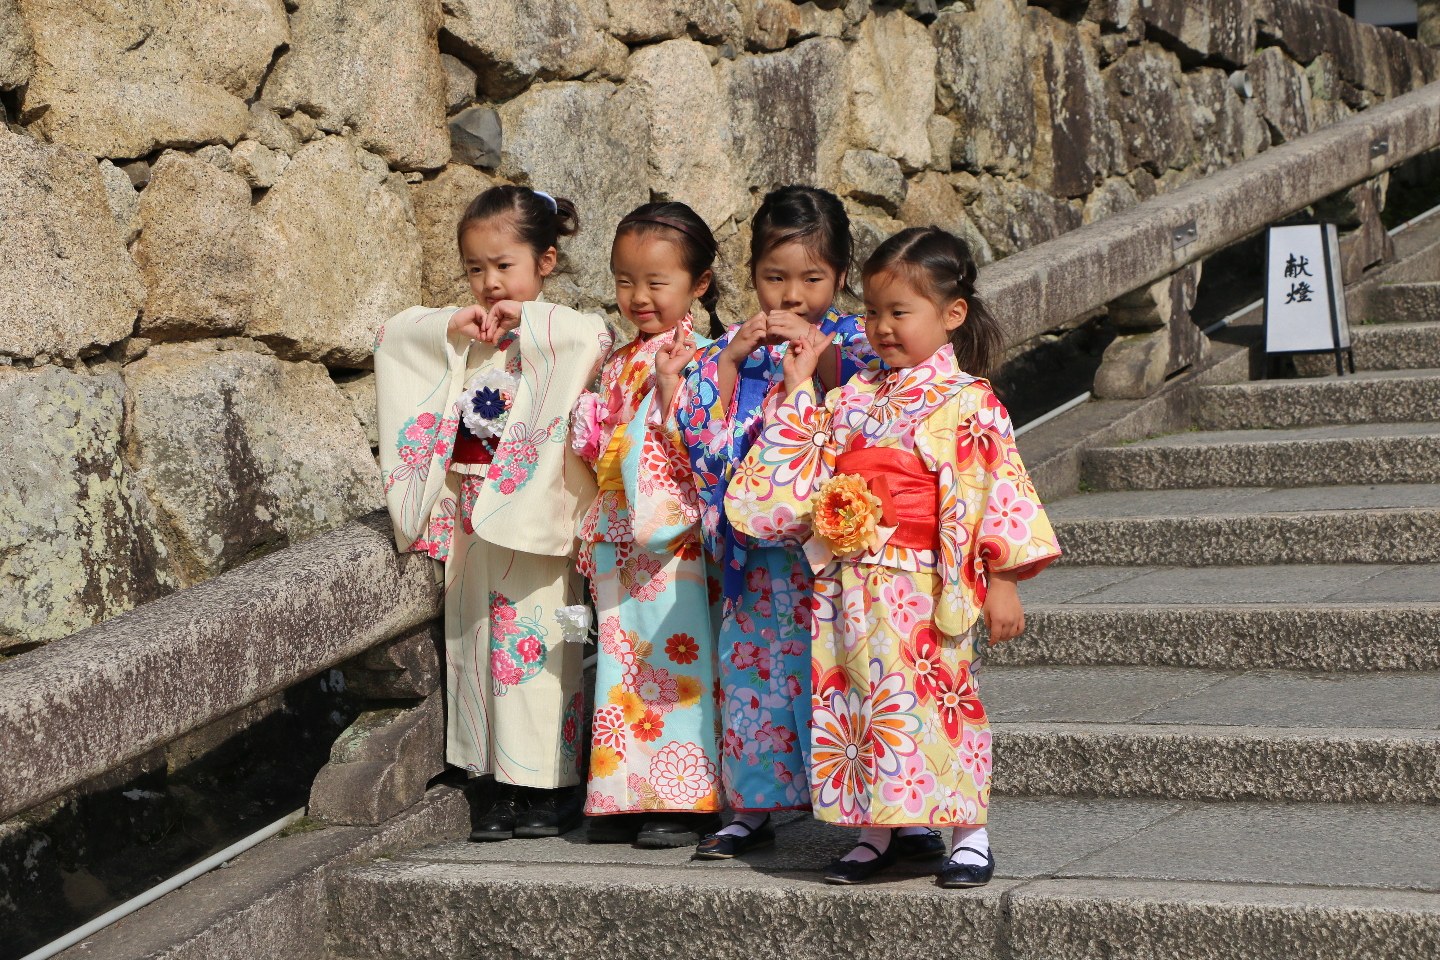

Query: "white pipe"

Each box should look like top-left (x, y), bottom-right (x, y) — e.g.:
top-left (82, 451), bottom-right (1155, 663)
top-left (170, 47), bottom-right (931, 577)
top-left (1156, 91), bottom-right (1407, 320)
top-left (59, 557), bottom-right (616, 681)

top-left (20, 808), bottom-right (306, 960)
top-left (1015, 391), bottom-right (1091, 437)
top-left (1387, 199), bottom-right (1440, 236)
top-left (1201, 297), bottom-right (1265, 336)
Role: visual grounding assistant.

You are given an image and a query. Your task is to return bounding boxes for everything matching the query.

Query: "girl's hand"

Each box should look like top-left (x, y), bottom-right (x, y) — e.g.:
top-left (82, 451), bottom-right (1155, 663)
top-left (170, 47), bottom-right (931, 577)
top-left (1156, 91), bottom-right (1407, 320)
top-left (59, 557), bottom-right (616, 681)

top-left (982, 571), bottom-right (1025, 645)
top-left (448, 305), bottom-right (486, 341)
top-left (782, 325), bottom-right (829, 396)
top-left (479, 300), bottom-right (524, 344)
top-left (654, 332), bottom-right (694, 417)
top-left (763, 309), bottom-right (811, 345)
top-left (721, 312), bottom-right (771, 366)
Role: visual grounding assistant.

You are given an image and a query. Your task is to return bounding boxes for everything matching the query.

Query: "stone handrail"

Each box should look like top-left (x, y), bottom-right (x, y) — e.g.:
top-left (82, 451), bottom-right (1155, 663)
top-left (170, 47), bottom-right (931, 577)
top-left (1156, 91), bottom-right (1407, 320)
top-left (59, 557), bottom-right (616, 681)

top-left (0, 512), bottom-right (437, 822)
top-left (983, 78), bottom-right (1440, 348)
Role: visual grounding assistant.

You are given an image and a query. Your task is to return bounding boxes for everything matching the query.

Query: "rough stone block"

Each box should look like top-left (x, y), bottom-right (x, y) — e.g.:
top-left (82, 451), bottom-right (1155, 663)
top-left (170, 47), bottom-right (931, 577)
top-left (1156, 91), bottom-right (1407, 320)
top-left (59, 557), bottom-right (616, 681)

top-left (628, 39), bottom-right (742, 228)
top-left (1369, 282), bottom-right (1440, 324)
top-left (933, 0), bottom-right (1035, 177)
top-left (968, 173), bottom-right (1082, 258)
top-left (898, 171), bottom-right (994, 265)
top-left (263, 0), bottom-right (449, 171)
top-left (411, 164), bottom-right (494, 309)
top-left (97, 159), bottom-right (141, 245)
top-left (846, 8), bottom-right (935, 172)
top-left (1115, 0), bottom-right (1255, 68)
top-left (748, 0), bottom-right (802, 51)
top-left (229, 140), bottom-right (289, 189)
top-left (718, 38), bottom-right (849, 194)
top-left (0, 127), bottom-right (143, 361)
top-left (132, 152), bottom-right (255, 342)
top-left (840, 149), bottom-right (906, 215)
top-left (309, 693), bottom-right (444, 826)
top-left (0, 367), bottom-right (175, 653)
top-left (926, 114), bottom-right (955, 172)
top-left (1104, 43), bottom-right (1192, 175)
top-left (1181, 67), bottom-right (1270, 173)
top-left (15, 0), bottom-right (286, 158)
top-left (1246, 45), bottom-right (1313, 145)
top-left (0, 0), bottom-right (32, 89)
top-left (441, 54), bottom-right (477, 115)
top-left (448, 107), bottom-right (503, 168)
top-left (498, 81), bottom-right (649, 306)
top-left (246, 102), bottom-right (302, 157)
top-left (249, 137), bottom-right (423, 368)
top-left (443, 0), bottom-right (606, 98)
top-left (122, 341), bottom-right (384, 581)
top-left (1027, 7), bottom-right (1122, 198)
top-left (345, 621), bottom-right (443, 700)
top-left (1092, 329), bottom-right (1169, 400)
top-left (338, 371), bottom-right (380, 447)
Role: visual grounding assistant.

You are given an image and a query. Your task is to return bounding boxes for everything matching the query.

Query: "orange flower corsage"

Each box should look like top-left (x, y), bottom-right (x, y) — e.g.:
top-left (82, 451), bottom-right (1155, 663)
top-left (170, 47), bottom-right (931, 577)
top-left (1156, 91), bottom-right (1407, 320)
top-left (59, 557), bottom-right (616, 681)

top-left (811, 474), bottom-right (884, 558)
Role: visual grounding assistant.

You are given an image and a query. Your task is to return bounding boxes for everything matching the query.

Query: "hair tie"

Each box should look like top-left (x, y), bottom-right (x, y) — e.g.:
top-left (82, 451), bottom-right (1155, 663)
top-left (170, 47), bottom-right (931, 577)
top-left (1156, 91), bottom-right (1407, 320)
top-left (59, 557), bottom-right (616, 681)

top-left (532, 189), bottom-right (559, 214)
top-left (619, 213), bottom-right (718, 254)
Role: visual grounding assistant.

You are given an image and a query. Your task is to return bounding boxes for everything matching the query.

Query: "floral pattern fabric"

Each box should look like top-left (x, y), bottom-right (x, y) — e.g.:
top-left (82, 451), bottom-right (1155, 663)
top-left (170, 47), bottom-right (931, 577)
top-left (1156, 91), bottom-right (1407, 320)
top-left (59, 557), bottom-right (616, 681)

top-left (726, 343), bottom-right (1060, 825)
top-left (666, 306), bottom-right (880, 812)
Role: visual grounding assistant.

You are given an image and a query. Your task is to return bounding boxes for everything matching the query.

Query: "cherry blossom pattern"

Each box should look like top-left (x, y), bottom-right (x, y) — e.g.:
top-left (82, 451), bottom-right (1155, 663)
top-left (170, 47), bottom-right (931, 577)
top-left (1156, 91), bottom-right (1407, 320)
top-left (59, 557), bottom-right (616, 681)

top-left (649, 742), bottom-right (718, 806)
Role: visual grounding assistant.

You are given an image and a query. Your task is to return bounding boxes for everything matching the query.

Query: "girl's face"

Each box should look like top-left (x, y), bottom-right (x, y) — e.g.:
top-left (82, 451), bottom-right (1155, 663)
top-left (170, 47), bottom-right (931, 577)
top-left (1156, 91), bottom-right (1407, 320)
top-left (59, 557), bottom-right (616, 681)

top-left (752, 240), bottom-right (844, 325)
top-left (863, 267), bottom-right (968, 369)
top-left (460, 217), bottom-right (555, 308)
top-left (611, 232), bottom-right (711, 337)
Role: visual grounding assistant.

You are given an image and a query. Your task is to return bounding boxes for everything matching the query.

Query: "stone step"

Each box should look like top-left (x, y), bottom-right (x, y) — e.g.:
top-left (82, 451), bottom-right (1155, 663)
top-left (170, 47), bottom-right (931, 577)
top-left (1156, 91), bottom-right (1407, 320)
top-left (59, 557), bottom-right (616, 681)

top-left (328, 798), bottom-right (1440, 960)
top-left (1349, 319), bottom-right (1440, 370)
top-left (1081, 422), bottom-right (1440, 490)
top-left (1193, 368), bottom-right (1440, 430)
top-left (1368, 281), bottom-right (1440, 323)
top-left (982, 664), bottom-right (1440, 803)
top-left (1047, 485), bottom-right (1440, 565)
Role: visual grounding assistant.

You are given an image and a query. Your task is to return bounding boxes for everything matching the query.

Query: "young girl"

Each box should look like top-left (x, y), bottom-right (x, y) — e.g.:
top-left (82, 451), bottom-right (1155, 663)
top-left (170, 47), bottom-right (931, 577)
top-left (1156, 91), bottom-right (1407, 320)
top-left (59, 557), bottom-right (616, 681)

top-left (570, 203), bottom-right (723, 847)
top-left (374, 185), bottom-right (610, 842)
top-left (725, 226), bottom-right (1061, 886)
top-left (658, 187), bottom-right (939, 860)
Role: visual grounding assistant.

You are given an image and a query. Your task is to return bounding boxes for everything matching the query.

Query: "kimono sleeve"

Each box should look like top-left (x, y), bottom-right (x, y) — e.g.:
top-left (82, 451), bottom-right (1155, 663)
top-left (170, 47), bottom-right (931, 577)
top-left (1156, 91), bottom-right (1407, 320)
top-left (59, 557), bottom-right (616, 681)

top-left (373, 305), bottom-right (469, 552)
top-left (673, 338), bottom-right (734, 484)
top-left (623, 391), bottom-right (704, 554)
top-left (724, 383), bottom-right (836, 544)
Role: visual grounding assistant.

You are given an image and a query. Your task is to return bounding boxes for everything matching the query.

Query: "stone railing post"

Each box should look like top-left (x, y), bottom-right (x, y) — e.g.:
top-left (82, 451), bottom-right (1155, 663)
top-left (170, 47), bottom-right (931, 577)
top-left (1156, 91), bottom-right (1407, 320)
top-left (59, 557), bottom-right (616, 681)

top-left (308, 620), bottom-right (446, 826)
top-left (1092, 262), bottom-right (1203, 400)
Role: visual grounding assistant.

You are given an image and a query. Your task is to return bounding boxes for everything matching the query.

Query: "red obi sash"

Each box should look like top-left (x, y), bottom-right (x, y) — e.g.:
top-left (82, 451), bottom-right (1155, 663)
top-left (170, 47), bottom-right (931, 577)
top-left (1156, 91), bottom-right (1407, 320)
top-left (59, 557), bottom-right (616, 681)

top-left (834, 447), bottom-right (941, 552)
top-left (452, 426), bottom-right (496, 465)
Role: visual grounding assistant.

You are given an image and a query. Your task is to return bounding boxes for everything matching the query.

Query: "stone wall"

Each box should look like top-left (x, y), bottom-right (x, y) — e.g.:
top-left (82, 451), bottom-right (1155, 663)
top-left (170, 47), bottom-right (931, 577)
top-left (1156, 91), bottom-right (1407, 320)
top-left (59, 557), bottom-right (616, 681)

top-left (1, 0), bottom-right (1435, 652)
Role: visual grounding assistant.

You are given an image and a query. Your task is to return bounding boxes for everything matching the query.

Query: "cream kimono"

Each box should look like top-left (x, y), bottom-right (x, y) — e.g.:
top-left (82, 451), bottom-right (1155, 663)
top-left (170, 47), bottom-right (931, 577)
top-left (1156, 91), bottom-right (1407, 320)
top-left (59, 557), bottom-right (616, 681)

top-left (376, 302), bottom-right (610, 788)
top-left (726, 344), bottom-right (1060, 826)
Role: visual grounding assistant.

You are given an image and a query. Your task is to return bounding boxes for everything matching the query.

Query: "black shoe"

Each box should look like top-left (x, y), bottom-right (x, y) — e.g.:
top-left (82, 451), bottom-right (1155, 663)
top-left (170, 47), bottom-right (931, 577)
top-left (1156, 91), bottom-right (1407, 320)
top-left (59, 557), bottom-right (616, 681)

top-left (587, 812), bottom-right (646, 844)
top-left (636, 813), bottom-right (721, 848)
top-left (694, 816), bottom-right (775, 859)
top-left (823, 839), bottom-right (901, 884)
top-left (514, 787), bottom-right (584, 838)
top-left (469, 783), bottom-right (521, 842)
top-left (894, 828), bottom-right (945, 860)
top-left (937, 846), bottom-right (995, 888)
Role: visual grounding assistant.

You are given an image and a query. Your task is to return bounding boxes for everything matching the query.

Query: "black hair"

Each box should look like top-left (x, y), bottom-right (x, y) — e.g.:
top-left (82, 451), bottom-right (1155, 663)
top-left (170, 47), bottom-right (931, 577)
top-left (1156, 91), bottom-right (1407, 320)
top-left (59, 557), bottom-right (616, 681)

top-left (861, 226), bottom-right (1002, 377)
top-left (457, 184), bottom-right (579, 260)
top-left (748, 185), bottom-right (852, 285)
top-left (613, 201), bottom-right (720, 329)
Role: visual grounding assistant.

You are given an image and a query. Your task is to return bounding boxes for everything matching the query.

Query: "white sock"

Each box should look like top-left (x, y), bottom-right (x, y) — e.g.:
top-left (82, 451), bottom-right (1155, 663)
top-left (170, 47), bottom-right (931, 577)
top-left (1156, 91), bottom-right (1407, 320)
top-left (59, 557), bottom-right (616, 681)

top-left (895, 825), bottom-right (932, 838)
top-left (841, 826), bottom-right (893, 862)
top-left (949, 825), bottom-right (990, 867)
top-left (715, 811), bottom-right (769, 838)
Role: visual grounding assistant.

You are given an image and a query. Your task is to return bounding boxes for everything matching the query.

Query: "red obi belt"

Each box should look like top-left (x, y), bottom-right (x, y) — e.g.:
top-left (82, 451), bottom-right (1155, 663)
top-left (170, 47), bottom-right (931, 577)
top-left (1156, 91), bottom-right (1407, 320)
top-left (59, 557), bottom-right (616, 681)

top-left (452, 424), bottom-right (498, 465)
top-left (833, 446), bottom-right (941, 552)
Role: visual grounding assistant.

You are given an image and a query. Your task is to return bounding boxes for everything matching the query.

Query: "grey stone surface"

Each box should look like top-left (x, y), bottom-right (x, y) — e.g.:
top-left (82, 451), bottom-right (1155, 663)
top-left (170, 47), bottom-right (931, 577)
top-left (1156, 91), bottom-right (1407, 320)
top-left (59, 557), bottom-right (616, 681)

top-left (993, 604), bottom-right (1440, 672)
top-left (1047, 483), bottom-right (1440, 519)
top-left (1048, 564), bottom-right (1396, 605)
top-left (1083, 422), bottom-right (1440, 490)
top-left (0, 127), bottom-right (144, 361)
top-left (309, 692), bottom-right (444, 826)
top-left (1014, 566), bottom-right (1156, 605)
top-left (982, 666), bottom-right (1230, 724)
top-left (1195, 369), bottom-right (1440, 429)
top-left (410, 163), bottom-right (494, 308)
top-left (845, 8), bottom-right (935, 172)
top-left (1327, 563), bottom-right (1440, 601)
top-left (0, 0), bottom-right (33, 90)
top-left (448, 106), bottom-right (502, 169)
top-left (53, 784), bottom-right (471, 960)
top-left (1370, 282), bottom-right (1440, 323)
top-left (442, 0), bottom-right (605, 99)
top-left (122, 342), bottom-right (384, 581)
top-left (1133, 670), bottom-right (1440, 729)
top-left (346, 621), bottom-right (443, 699)
top-left (1350, 319), bottom-right (1440, 370)
top-left (0, 512), bottom-right (438, 820)
top-left (932, 0), bottom-right (1035, 178)
top-left (0, 367), bottom-right (175, 652)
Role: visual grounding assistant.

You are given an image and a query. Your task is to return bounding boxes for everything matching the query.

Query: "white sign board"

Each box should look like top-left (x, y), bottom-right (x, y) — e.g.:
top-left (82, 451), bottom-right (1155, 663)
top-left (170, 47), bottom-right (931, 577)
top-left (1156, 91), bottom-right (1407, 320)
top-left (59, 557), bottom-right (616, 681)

top-left (1264, 223), bottom-right (1350, 354)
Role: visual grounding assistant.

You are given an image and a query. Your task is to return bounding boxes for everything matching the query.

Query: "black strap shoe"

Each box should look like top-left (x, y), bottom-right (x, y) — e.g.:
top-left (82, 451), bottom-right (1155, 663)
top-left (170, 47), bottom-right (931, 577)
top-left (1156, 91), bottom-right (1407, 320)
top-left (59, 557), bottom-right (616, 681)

top-left (586, 812), bottom-right (647, 844)
top-left (893, 828), bottom-right (945, 860)
top-left (636, 812), bottom-right (722, 848)
top-left (469, 783), bottom-right (521, 842)
top-left (694, 816), bottom-right (775, 859)
top-left (937, 846), bottom-right (995, 888)
top-left (514, 786), bottom-right (584, 838)
top-left (823, 839), bottom-right (901, 885)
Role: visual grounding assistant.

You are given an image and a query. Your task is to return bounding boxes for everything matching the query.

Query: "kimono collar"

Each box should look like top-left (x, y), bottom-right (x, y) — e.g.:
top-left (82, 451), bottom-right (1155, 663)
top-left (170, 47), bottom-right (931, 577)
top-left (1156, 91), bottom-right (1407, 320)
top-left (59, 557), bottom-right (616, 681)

top-left (832, 343), bottom-right (978, 445)
top-left (602, 314), bottom-right (694, 426)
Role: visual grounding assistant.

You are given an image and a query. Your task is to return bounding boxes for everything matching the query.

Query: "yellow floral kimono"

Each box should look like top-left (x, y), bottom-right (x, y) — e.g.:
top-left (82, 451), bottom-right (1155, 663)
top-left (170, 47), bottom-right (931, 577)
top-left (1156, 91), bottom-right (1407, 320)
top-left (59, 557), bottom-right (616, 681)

top-left (726, 344), bottom-right (1060, 826)
top-left (375, 302), bottom-right (610, 788)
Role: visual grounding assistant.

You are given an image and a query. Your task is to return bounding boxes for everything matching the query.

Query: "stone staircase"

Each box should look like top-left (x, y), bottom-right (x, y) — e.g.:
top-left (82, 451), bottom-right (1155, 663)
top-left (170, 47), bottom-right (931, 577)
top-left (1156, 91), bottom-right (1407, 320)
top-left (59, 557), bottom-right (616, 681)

top-left (318, 294), bottom-right (1440, 958)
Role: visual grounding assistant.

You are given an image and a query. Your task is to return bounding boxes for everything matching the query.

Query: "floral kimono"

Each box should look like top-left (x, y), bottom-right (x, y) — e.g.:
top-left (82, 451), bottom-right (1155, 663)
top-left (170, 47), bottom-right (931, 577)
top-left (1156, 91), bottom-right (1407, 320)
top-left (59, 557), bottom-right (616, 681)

top-left (375, 302), bottom-right (610, 788)
top-left (672, 307), bottom-right (879, 812)
top-left (573, 316), bottom-right (723, 816)
top-left (725, 343), bottom-right (1060, 826)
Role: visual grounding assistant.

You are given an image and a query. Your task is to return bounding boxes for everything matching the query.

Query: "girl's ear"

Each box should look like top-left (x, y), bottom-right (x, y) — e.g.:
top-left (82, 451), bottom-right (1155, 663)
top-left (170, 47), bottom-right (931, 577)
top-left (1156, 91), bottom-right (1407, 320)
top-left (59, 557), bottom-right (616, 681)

top-left (692, 269), bottom-right (714, 299)
top-left (836, 268), bottom-right (849, 293)
top-left (538, 245), bottom-right (558, 278)
top-left (944, 297), bottom-right (969, 332)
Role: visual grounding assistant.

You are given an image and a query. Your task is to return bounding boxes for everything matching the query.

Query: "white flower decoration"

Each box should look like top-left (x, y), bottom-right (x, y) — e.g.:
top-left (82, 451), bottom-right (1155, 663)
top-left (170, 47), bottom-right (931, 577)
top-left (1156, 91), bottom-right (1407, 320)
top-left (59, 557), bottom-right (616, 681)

top-left (458, 369), bottom-right (519, 438)
top-left (553, 604), bottom-right (593, 643)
